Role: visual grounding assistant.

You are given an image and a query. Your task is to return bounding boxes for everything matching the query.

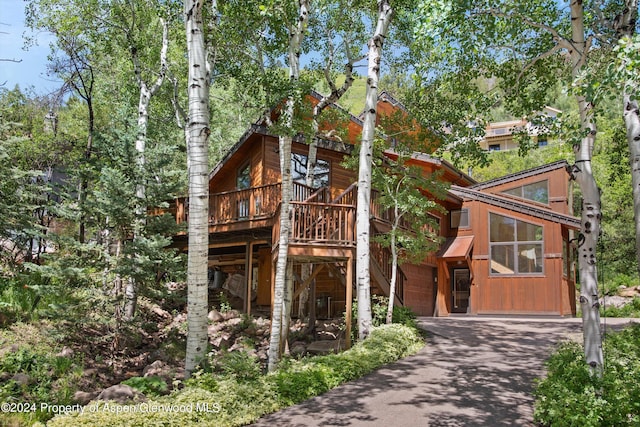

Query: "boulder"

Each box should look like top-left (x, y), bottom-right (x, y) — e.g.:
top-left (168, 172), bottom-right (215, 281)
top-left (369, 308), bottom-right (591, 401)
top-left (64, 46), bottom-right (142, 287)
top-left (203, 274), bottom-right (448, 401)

top-left (12, 373), bottom-right (30, 386)
top-left (73, 391), bottom-right (98, 405)
top-left (56, 346), bottom-right (74, 358)
top-left (143, 360), bottom-right (171, 378)
top-left (208, 309), bottom-right (224, 322)
top-left (96, 384), bottom-right (147, 404)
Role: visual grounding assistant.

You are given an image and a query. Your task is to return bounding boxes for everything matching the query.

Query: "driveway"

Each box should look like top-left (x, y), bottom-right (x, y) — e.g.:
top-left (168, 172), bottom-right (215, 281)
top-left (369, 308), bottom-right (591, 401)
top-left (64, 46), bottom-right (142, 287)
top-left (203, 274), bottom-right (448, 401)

top-left (252, 317), bottom-right (637, 427)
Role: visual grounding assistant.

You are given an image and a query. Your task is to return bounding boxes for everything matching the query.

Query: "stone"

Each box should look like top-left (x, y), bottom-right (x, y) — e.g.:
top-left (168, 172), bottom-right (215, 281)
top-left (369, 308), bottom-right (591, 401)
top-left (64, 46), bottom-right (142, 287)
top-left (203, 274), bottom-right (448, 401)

top-left (73, 391), bottom-right (98, 405)
top-left (208, 309), bottom-right (224, 322)
top-left (56, 346), bottom-right (74, 358)
top-left (143, 360), bottom-right (171, 378)
top-left (290, 342), bottom-right (307, 357)
top-left (12, 373), bottom-right (30, 386)
top-left (96, 384), bottom-right (147, 404)
top-left (307, 340), bottom-right (345, 355)
top-left (618, 287), bottom-right (639, 298)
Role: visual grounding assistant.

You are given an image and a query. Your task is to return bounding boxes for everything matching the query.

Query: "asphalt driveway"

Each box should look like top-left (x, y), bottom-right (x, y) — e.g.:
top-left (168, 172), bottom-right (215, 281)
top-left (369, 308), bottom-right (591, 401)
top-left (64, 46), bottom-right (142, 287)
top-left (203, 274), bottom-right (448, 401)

top-left (252, 316), bottom-right (637, 427)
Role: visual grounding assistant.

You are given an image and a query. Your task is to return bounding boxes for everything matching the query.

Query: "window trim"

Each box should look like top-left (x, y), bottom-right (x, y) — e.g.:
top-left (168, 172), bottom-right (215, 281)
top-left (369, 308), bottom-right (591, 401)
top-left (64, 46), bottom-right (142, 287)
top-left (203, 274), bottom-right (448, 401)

top-left (488, 211), bottom-right (544, 276)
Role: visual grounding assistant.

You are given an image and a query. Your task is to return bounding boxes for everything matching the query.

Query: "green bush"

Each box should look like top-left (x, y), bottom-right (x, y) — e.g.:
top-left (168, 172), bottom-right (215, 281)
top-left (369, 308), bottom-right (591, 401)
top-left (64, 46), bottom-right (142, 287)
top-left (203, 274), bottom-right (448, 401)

top-left (601, 297), bottom-right (640, 318)
top-left (534, 323), bottom-right (640, 426)
top-left (0, 346), bottom-right (82, 425)
top-left (48, 324), bottom-right (424, 427)
top-left (122, 376), bottom-right (169, 397)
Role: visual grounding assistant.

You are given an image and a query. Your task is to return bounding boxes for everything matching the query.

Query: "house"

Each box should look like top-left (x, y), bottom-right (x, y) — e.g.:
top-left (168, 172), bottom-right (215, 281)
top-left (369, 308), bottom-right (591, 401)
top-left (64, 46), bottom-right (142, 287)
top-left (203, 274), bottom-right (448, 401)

top-left (481, 106), bottom-right (561, 152)
top-left (168, 93), bottom-right (579, 325)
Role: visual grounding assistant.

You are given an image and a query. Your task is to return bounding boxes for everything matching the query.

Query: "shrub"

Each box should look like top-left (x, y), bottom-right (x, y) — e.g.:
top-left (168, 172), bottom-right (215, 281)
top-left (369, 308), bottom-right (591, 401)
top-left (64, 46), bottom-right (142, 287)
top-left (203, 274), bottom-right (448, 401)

top-left (122, 376), bottom-right (169, 397)
top-left (534, 324), bottom-right (640, 426)
top-left (48, 324), bottom-right (424, 427)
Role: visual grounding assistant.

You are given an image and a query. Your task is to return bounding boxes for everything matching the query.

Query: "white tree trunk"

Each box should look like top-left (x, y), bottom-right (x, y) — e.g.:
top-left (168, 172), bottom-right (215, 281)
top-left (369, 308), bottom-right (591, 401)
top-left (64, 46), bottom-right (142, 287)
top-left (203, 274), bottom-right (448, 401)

top-left (125, 18), bottom-right (169, 320)
top-left (267, 0), bottom-right (309, 372)
top-left (355, 0), bottom-right (393, 341)
top-left (624, 96), bottom-right (640, 277)
top-left (386, 218), bottom-right (398, 325)
top-left (184, 0), bottom-right (210, 377)
top-left (268, 134), bottom-right (294, 372)
top-left (568, 0), bottom-right (603, 373)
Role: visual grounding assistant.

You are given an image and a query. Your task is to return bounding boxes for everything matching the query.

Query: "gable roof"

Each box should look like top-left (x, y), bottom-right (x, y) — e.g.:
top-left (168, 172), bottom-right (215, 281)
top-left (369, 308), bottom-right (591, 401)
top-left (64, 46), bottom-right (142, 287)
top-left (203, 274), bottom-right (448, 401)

top-left (470, 160), bottom-right (569, 191)
top-left (209, 91), bottom-right (363, 181)
top-left (450, 185), bottom-right (580, 229)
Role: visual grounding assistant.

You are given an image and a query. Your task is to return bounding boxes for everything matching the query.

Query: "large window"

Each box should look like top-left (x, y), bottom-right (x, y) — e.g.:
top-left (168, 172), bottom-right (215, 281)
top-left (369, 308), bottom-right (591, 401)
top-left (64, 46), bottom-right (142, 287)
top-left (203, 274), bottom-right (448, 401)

top-left (291, 153), bottom-right (330, 188)
top-left (501, 180), bottom-right (548, 204)
top-left (490, 212), bottom-right (543, 275)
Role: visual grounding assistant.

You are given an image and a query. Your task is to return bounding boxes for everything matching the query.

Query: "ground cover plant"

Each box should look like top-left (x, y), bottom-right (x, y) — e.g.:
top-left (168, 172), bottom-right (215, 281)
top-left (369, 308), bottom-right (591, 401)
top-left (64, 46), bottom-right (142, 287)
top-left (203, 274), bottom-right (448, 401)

top-left (534, 323), bottom-right (640, 426)
top-left (46, 323), bottom-right (424, 427)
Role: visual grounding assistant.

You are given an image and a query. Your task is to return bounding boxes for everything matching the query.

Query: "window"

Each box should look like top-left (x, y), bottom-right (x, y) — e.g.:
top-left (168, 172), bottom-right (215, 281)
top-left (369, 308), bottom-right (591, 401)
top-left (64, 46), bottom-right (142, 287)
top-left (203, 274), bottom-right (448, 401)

top-left (236, 163), bottom-right (250, 219)
top-left (488, 144), bottom-right (501, 152)
top-left (450, 209), bottom-right (469, 228)
top-left (489, 212), bottom-right (543, 275)
top-left (501, 180), bottom-right (548, 204)
top-left (237, 163), bottom-right (250, 189)
top-left (291, 153), bottom-right (330, 188)
top-left (538, 139), bottom-right (548, 147)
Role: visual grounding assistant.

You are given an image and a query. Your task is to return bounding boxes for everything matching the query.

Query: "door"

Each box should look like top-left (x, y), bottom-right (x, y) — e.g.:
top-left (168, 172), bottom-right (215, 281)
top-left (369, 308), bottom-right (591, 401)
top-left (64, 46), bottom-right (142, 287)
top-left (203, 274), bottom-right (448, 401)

top-left (451, 268), bottom-right (470, 313)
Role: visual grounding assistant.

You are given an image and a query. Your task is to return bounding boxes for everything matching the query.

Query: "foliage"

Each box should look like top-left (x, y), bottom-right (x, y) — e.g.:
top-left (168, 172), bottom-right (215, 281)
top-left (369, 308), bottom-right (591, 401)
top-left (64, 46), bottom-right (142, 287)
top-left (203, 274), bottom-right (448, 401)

top-left (345, 295), bottom-right (418, 343)
top-left (47, 324), bottom-right (423, 427)
top-left (0, 324), bottom-right (83, 425)
top-left (601, 298), bottom-right (640, 318)
top-left (121, 376), bottom-right (169, 397)
top-left (534, 324), bottom-right (640, 426)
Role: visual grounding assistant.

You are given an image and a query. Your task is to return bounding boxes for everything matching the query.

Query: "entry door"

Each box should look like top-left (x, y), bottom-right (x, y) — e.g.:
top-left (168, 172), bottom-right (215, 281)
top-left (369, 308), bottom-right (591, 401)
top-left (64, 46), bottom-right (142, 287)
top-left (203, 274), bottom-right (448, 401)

top-left (452, 268), bottom-right (470, 313)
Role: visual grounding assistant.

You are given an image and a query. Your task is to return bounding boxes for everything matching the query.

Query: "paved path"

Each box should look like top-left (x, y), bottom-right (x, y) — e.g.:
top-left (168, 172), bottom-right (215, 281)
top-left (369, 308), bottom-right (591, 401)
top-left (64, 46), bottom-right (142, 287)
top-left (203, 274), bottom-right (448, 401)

top-left (252, 317), bottom-right (637, 427)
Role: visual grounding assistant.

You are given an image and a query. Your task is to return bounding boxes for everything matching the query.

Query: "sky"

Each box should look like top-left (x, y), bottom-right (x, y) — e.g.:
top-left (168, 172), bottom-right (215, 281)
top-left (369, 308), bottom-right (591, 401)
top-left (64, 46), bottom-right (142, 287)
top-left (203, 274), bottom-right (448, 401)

top-left (0, 0), bottom-right (59, 93)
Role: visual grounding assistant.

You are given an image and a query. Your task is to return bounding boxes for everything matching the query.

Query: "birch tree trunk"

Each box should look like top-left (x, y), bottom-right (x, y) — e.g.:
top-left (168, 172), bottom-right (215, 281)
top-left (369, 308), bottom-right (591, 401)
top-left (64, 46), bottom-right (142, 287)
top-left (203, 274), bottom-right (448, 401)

top-left (624, 96), bottom-right (640, 278)
top-left (385, 215), bottom-right (399, 325)
top-left (184, 0), bottom-right (210, 377)
top-left (355, 0), bottom-right (393, 341)
top-left (125, 18), bottom-right (169, 320)
top-left (268, 132), bottom-right (294, 372)
top-left (616, 1), bottom-right (640, 277)
top-left (267, 0), bottom-right (309, 372)
top-left (567, 0), bottom-right (603, 373)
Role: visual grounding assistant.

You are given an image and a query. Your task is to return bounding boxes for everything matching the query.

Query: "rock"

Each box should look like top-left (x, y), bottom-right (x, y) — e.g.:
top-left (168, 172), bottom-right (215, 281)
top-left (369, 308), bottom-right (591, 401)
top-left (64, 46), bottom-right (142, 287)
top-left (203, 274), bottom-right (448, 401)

top-left (0, 372), bottom-right (10, 381)
top-left (290, 342), bottom-right (307, 357)
top-left (222, 310), bottom-right (240, 321)
top-left (210, 332), bottom-right (233, 350)
top-left (143, 360), bottom-right (171, 378)
top-left (208, 309), bottom-right (224, 322)
top-left (618, 287), bottom-right (639, 298)
top-left (317, 330), bottom-right (338, 341)
top-left (82, 368), bottom-right (98, 378)
top-left (73, 391), bottom-right (98, 405)
top-left (226, 317), bottom-right (242, 327)
top-left (307, 340), bottom-right (344, 355)
top-left (96, 384), bottom-right (147, 404)
top-left (57, 346), bottom-right (74, 358)
top-left (12, 373), bottom-right (31, 386)
top-left (601, 295), bottom-right (632, 309)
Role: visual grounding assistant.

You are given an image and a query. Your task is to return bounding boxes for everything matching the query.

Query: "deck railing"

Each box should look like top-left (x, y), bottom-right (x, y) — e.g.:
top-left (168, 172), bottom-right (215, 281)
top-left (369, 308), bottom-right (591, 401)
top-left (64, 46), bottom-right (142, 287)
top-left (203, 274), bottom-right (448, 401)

top-left (290, 202), bottom-right (356, 245)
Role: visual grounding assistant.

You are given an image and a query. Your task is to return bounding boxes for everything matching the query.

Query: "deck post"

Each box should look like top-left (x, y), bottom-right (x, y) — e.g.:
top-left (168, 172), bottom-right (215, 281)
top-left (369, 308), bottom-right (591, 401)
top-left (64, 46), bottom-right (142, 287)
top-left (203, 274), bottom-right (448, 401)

top-left (345, 254), bottom-right (353, 349)
top-left (246, 241), bottom-right (255, 315)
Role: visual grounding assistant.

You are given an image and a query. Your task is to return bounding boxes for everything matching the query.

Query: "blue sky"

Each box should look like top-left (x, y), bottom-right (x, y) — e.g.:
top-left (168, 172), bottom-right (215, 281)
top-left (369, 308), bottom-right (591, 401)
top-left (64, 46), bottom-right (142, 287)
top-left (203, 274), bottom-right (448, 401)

top-left (0, 0), bottom-right (59, 93)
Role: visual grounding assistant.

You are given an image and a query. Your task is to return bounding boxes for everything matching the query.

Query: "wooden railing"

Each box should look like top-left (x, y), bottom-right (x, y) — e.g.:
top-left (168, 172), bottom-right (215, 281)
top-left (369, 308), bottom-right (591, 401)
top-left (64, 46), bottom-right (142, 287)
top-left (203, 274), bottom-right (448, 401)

top-left (209, 183), bottom-right (284, 224)
top-left (290, 202), bottom-right (356, 245)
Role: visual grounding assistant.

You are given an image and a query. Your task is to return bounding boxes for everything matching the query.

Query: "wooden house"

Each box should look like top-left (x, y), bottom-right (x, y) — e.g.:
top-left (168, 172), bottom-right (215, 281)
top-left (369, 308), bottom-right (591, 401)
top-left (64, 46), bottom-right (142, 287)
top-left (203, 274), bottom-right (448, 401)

top-left (168, 92), bottom-right (579, 321)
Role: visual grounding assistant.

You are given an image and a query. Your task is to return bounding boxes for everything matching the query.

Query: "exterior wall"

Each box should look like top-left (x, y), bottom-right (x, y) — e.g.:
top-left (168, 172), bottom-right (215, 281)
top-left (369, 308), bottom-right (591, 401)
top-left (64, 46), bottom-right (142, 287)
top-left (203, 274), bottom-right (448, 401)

top-left (402, 264), bottom-right (436, 316)
top-left (465, 200), bottom-right (567, 315)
